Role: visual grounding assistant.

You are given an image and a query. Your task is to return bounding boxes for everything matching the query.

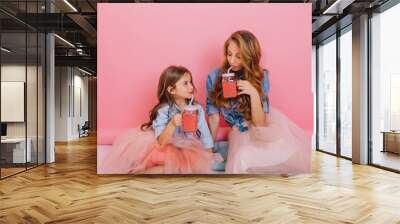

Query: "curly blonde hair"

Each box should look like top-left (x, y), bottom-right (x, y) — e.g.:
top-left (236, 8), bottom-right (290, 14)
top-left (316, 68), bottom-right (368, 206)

top-left (209, 30), bottom-right (267, 120)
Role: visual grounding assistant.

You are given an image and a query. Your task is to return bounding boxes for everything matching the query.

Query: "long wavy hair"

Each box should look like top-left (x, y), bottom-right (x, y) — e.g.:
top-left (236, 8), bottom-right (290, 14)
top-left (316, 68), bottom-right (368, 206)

top-left (209, 30), bottom-right (267, 120)
top-left (141, 65), bottom-right (196, 130)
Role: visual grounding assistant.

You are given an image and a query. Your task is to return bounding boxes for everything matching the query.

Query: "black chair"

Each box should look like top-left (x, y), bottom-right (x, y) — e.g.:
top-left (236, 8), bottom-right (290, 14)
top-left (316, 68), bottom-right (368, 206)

top-left (79, 121), bottom-right (90, 138)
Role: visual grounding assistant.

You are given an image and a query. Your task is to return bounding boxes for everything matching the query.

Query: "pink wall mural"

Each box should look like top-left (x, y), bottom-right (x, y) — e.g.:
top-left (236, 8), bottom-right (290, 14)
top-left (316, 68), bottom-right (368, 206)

top-left (97, 3), bottom-right (313, 145)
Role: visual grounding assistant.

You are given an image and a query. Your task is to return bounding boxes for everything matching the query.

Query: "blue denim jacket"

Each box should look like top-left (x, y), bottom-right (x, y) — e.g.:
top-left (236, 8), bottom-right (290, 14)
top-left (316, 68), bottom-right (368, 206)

top-left (152, 103), bottom-right (214, 149)
top-left (205, 68), bottom-right (270, 132)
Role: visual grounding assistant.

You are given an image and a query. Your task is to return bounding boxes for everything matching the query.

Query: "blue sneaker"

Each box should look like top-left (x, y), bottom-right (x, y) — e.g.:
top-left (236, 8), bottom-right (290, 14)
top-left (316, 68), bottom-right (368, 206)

top-left (212, 141), bottom-right (229, 171)
top-left (212, 162), bottom-right (226, 171)
top-left (214, 141), bottom-right (228, 160)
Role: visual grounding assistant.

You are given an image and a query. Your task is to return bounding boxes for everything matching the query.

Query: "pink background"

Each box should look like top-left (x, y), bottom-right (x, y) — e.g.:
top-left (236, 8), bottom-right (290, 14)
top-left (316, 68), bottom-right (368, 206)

top-left (97, 3), bottom-right (313, 145)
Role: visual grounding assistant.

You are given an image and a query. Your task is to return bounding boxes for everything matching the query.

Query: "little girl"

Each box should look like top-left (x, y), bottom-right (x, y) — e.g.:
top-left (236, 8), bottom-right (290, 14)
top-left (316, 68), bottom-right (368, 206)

top-left (102, 65), bottom-right (221, 174)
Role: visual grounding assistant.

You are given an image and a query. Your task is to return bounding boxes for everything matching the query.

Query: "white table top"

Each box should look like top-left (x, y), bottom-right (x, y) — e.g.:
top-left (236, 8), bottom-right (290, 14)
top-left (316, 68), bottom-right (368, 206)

top-left (1, 138), bottom-right (30, 143)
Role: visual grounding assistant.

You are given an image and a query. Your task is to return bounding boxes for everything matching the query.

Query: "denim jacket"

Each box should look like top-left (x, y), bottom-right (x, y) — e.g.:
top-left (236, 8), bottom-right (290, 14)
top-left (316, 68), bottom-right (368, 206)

top-left (152, 103), bottom-right (214, 149)
top-left (205, 68), bottom-right (270, 132)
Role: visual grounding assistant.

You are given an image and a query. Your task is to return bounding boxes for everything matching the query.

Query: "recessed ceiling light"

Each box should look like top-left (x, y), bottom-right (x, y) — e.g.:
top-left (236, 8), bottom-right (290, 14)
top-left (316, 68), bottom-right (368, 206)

top-left (1, 47), bottom-right (11, 53)
top-left (63, 0), bottom-right (78, 12)
top-left (78, 67), bottom-right (93, 76)
top-left (54, 34), bottom-right (75, 48)
top-left (323, 0), bottom-right (355, 14)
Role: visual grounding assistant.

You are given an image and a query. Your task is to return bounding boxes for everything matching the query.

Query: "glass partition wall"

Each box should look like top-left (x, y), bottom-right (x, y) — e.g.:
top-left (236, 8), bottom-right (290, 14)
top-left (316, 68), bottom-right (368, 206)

top-left (0, 1), bottom-right (46, 179)
top-left (316, 25), bottom-right (353, 160)
top-left (370, 3), bottom-right (400, 172)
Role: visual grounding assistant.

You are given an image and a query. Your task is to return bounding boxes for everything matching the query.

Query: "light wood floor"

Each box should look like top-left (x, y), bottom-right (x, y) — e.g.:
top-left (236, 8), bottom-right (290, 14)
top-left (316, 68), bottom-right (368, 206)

top-left (1, 167), bottom-right (26, 177)
top-left (1, 135), bottom-right (400, 224)
top-left (1, 163), bottom-right (45, 178)
top-left (373, 150), bottom-right (400, 171)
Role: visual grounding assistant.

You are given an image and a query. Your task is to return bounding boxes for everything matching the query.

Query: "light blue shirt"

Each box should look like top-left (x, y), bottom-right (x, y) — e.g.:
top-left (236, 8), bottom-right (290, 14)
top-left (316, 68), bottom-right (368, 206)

top-left (152, 103), bottom-right (214, 149)
top-left (205, 68), bottom-right (270, 129)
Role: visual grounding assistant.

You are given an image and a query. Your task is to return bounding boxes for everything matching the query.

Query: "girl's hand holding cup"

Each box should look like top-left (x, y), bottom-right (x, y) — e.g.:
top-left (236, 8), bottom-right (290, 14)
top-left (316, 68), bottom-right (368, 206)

top-left (171, 113), bottom-right (182, 127)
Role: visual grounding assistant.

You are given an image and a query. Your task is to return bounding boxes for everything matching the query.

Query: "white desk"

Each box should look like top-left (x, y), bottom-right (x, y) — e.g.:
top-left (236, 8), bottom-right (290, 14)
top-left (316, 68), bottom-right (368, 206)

top-left (1, 138), bottom-right (32, 163)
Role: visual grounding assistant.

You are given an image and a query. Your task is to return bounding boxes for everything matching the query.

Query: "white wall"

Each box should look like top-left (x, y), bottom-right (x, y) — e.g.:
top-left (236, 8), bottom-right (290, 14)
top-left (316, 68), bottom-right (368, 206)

top-left (72, 73), bottom-right (89, 138)
top-left (1, 64), bottom-right (46, 164)
top-left (1, 65), bottom-right (43, 137)
top-left (1, 65), bottom-right (25, 133)
top-left (55, 67), bottom-right (89, 141)
top-left (55, 66), bottom-right (69, 141)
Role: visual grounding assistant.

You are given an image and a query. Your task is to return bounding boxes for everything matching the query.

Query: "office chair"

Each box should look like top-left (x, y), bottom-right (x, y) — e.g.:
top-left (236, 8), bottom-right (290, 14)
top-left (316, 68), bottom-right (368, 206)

top-left (79, 121), bottom-right (90, 138)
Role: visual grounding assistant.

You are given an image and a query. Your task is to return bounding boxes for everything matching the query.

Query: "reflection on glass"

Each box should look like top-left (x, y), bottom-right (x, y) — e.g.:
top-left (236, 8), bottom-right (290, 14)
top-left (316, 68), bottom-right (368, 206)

top-left (27, 31), bottom-right (38, 169)
top-left (0, 1), bottom-right (47, 179)
top-left (371, 4), bottom-right (400, 171)
top-left (340, 29), bottom-right (352, 158)
top-left (318, 37), bottom-right (337, 154)
top-left (38, 33), bottom-right (46, 165)
top-left (1, 32), bottom-right (27, 177)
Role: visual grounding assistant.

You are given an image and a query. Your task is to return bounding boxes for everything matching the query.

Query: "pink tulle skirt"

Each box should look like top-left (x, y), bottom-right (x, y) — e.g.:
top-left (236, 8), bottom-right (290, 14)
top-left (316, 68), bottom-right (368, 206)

top-left (225, 107), bottom-right (311, 174)
top-left (101, 128), bottom-right (222, 174)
